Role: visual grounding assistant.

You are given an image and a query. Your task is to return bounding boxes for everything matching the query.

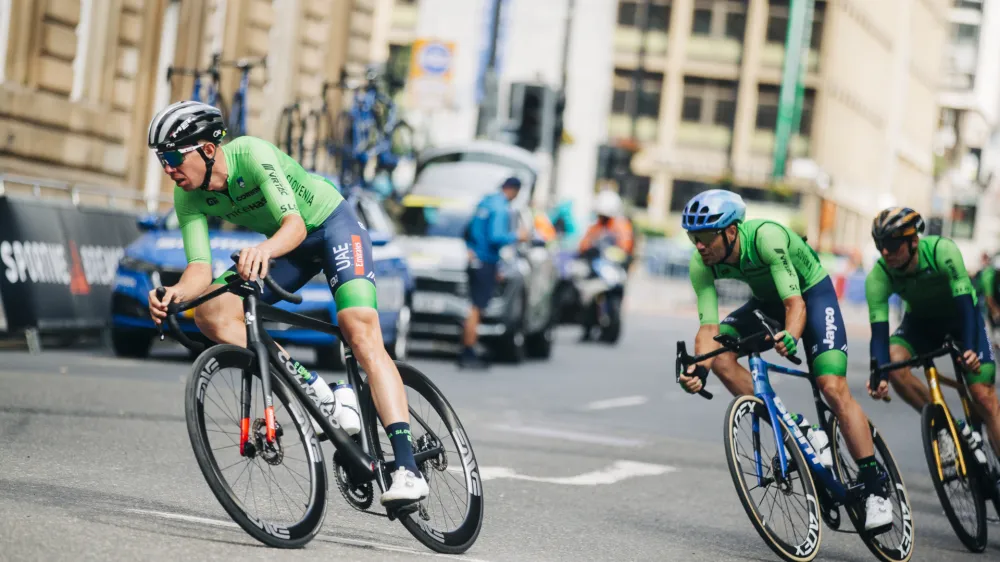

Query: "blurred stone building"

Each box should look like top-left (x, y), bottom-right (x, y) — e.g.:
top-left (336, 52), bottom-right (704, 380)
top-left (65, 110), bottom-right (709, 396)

top-left (0, 0), bottom-right (383, 209)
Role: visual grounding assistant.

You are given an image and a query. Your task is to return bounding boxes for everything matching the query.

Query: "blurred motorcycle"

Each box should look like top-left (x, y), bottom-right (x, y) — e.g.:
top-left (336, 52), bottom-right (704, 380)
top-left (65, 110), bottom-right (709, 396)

top-left (568, 235), bottom-right (629, 344)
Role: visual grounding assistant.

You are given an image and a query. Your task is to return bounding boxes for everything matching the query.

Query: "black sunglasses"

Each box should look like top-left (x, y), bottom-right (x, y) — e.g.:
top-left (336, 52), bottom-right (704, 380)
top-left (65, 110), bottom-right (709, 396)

top-left (876, 237), bottom-right (910, 253)
top-left (155, 145), bottom-right (200, 168)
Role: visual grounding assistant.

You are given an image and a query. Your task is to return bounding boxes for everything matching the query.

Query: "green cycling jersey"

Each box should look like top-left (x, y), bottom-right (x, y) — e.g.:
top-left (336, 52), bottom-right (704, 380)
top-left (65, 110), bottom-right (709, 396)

top-left (977, 265), bottom-right (996, 302)
top-left (690, 219), bottom-right (828, 325)
top-left (174, 136), bottom-right (344, 264)
top-left (864, 236), bottom-right (975, 323)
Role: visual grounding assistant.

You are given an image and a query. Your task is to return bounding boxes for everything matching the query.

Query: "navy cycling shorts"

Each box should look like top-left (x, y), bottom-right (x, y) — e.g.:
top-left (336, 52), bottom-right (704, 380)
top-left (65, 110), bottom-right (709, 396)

top-left (720, 276), bottom-right (848, 375)
top-left (214, 203), bottom-right (376, 307)
top-left (467, 260), bottom-right (498, 310)
top-left (891, 312), bottom-right (996, 385)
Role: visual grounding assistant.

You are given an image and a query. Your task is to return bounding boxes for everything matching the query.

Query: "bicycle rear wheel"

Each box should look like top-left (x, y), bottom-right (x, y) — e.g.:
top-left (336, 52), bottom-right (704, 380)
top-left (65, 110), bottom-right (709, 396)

top-left (829, 417), bottom-right (915, 561)
top-left (724, 395), bottom-right (822, 562)
top-left (185, 345), bottom-right (327, 548)
top-left (368, 361), bottom-right (484, 554)
top-left (918, 404), bottom-right (986, 551)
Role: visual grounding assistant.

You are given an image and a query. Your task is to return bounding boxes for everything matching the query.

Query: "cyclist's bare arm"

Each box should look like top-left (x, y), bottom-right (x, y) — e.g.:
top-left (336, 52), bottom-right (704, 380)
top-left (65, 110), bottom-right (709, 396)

top-left (148, 262), bottom-right (213, 325)
top-left (238, 215), bottom-right (307, 280)
top-left (688, 254), bottom-right (724, 372)
top-left (692, 323), bottom-right (722, 370)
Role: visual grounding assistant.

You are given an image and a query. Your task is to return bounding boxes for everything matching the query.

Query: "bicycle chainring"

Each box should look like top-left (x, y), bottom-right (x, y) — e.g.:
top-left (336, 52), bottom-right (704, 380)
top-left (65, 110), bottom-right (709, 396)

top-left (333, 451), bottom-right (373, 511)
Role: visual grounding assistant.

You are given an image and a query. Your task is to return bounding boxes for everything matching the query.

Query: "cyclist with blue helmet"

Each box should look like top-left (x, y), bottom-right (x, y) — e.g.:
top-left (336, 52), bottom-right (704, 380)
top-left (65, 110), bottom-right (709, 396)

top-left (678, 188), bottom-right (893, 531)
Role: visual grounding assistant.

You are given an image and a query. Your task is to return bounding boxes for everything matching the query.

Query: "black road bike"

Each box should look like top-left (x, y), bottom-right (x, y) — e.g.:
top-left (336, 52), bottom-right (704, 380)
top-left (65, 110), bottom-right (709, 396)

top-left (157, 253), bottom-right (484, 552)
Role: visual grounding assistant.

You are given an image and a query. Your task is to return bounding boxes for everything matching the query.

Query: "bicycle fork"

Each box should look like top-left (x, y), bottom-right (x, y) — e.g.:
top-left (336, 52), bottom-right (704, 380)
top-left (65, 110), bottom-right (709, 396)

top-left (239, 295), bottom-right (278, 455)
top-left (926, 365), bottom-right (970, 480)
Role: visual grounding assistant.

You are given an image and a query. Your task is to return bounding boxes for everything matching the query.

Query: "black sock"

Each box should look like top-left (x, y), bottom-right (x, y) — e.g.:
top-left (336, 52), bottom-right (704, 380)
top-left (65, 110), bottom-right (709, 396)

top-left (386, 422), bottom-right (419, 473)
top-left (856, 456), bottom-right (882, 497)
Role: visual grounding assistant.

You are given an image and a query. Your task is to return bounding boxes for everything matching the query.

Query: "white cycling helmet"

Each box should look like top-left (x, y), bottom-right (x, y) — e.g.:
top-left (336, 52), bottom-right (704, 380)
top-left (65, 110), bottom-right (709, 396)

top-left (593, 190), bottom-right (624, 218)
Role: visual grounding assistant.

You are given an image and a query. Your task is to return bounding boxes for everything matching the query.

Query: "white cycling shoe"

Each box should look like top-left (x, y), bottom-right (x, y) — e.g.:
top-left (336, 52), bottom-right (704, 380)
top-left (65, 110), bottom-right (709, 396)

top-left (380, 467), bottom-right (429, 509)
top-left (864, 495), bottom-right (893, 533)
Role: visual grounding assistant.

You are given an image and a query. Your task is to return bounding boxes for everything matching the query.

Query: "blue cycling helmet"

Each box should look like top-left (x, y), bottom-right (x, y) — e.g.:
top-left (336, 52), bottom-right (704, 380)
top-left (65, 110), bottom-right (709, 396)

top-left (681, 189), bottom-right (746, 232)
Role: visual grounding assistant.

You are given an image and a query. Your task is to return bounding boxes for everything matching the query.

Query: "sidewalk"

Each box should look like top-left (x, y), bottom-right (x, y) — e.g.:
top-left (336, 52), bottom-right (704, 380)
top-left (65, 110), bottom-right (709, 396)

top-left (624, 269), bottom-right (875, 338)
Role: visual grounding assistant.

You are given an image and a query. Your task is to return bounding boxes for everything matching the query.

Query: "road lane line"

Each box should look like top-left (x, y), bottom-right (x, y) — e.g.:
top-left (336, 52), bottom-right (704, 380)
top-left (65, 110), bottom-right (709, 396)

top-left (489, 424), bottom-right (645, 447)
top-left (466, 460), bottom-right (676, 485)
top-left (583, 395), bottom-right (648, 411)
top-left (123, 508), bottom-right (490, 561)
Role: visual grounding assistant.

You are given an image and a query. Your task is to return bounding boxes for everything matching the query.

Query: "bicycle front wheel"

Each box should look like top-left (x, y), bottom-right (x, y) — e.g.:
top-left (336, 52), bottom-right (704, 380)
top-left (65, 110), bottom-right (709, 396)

top-left (974, 418), bottom-right (1000, 520)
top-left (368, 361), bottom-right (484, 554)
top-left (829, 417), bottom-right (915, 561)
top-left (918, 404), bottom-right (986, 552)
top-left (185, 345), bottom-right (328, 548)
top-left (724, 395), bottom-right (822, 562)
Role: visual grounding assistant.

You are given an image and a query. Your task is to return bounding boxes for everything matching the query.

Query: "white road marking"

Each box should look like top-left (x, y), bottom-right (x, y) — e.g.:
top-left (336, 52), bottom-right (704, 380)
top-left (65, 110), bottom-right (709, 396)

top-left (468, 460), bottom-right (676, 485)
top-left (489, 424), bottom-right (645, 448)
top-left (583, 395), bottom-right (648, 411)
top-left (123, 508), bottom-right (491, 561)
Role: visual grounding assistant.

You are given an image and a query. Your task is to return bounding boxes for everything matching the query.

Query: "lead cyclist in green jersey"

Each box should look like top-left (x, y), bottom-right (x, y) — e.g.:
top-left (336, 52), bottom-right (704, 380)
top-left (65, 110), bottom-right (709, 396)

top-left (145, 101), bottom-right (428, 507)
top-left (866, 207), bottom-right (1000, 460)
top-left (678, 189), bottom-right (892, 530)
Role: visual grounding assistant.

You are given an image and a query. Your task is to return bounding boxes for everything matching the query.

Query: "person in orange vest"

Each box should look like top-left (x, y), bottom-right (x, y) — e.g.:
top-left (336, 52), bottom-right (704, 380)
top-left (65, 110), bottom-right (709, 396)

top-left (578, 190), bottom-right (634, 257)
top-left (533, 209), bottom-right (557, 243)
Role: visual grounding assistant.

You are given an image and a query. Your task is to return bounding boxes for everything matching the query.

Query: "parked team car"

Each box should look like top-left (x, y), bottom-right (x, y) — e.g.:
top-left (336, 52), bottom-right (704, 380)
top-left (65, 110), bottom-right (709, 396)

top-left (387, 140), bottom-right (558, 362)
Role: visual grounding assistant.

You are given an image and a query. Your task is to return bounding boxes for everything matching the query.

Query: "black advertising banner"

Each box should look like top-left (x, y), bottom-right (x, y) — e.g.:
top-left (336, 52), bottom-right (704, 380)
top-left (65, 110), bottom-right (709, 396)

top-left (0, 197), bottom-right (141, 332)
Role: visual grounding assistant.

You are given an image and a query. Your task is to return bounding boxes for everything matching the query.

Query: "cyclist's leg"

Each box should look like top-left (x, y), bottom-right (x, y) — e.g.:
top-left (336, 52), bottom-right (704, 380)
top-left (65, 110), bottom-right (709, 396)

top-left (714, 298), bottom-right (775, 396)
top-left (887, 315), bottom-right (935, 411)
top-left (320, 204), bottom-right (426, 498)
top-left (800, 278), bottom-right (875, 460)
top-left (966, 312), bottom-right (1000, 456)
top-left (193, 246), bottom-right (321, 346)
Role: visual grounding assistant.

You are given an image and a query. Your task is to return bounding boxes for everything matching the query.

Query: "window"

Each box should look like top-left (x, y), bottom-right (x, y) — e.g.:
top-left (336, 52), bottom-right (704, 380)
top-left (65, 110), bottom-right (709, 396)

top-left (755, 84), bottom-right (815, 136)
top-left (692, 8), bottom-right (712, 34)
top-left (648, 2), bottom-right (671, 32)
top-left (620, 1), bottom-right (670, 31)
top-left (612, 69), bottom-right (631, 113)
top-left (618, 2), bottom-right (638, 26)
top-left (628, 175), bottom-right (651, 209)
top-left (766, 0), bottom-right (825, 50)
top-left (953, 23), bottom-right (980, 46)
top-left (681, 96), bottom-right (702, 122)
top-left (681, 76), bottom-right (737, 127)
top-left (691, 1), bottom-right (746, 39)
top-left (950, 204), bottom-right (976, 239)
top-left (638, 71), bottom-right (663, 117)
top-left (725, 11), bottom-right (746, 41)
top-left (611, 69), bottom-right (663, 119)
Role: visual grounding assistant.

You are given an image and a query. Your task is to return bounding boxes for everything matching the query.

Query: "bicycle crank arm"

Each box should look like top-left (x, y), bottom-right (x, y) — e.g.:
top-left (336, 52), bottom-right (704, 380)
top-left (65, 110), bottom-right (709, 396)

top-left (413, 446), bottom-right (445, 465)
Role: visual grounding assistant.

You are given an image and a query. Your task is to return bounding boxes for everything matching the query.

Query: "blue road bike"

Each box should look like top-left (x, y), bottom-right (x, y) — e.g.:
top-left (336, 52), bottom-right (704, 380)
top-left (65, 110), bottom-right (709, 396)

top-left (166, 53), bottom-right (266, 139)
top-left (333, 68), bottom-right (415, 189)
top-left (677, 310), bottom-right (915, 562)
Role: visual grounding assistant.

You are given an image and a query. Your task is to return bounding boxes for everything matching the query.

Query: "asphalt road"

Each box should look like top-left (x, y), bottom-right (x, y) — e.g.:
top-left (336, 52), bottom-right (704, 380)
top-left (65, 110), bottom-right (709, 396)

top-left (1, 313), bottom-right (998, 561)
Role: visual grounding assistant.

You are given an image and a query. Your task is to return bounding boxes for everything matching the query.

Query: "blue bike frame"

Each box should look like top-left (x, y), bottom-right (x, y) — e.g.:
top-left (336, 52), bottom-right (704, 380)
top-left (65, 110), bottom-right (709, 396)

top-left (748, 354), bottom-right (849, 500)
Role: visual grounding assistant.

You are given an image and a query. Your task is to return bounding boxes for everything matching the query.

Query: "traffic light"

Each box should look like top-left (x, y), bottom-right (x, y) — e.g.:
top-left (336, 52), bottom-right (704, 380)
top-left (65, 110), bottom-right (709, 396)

top-left (551, 91), bottom-right (566, 152)
top-left (515, 85), bottom-right (545, 152)
top-left (595, 144), bottom-right (635, 180)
